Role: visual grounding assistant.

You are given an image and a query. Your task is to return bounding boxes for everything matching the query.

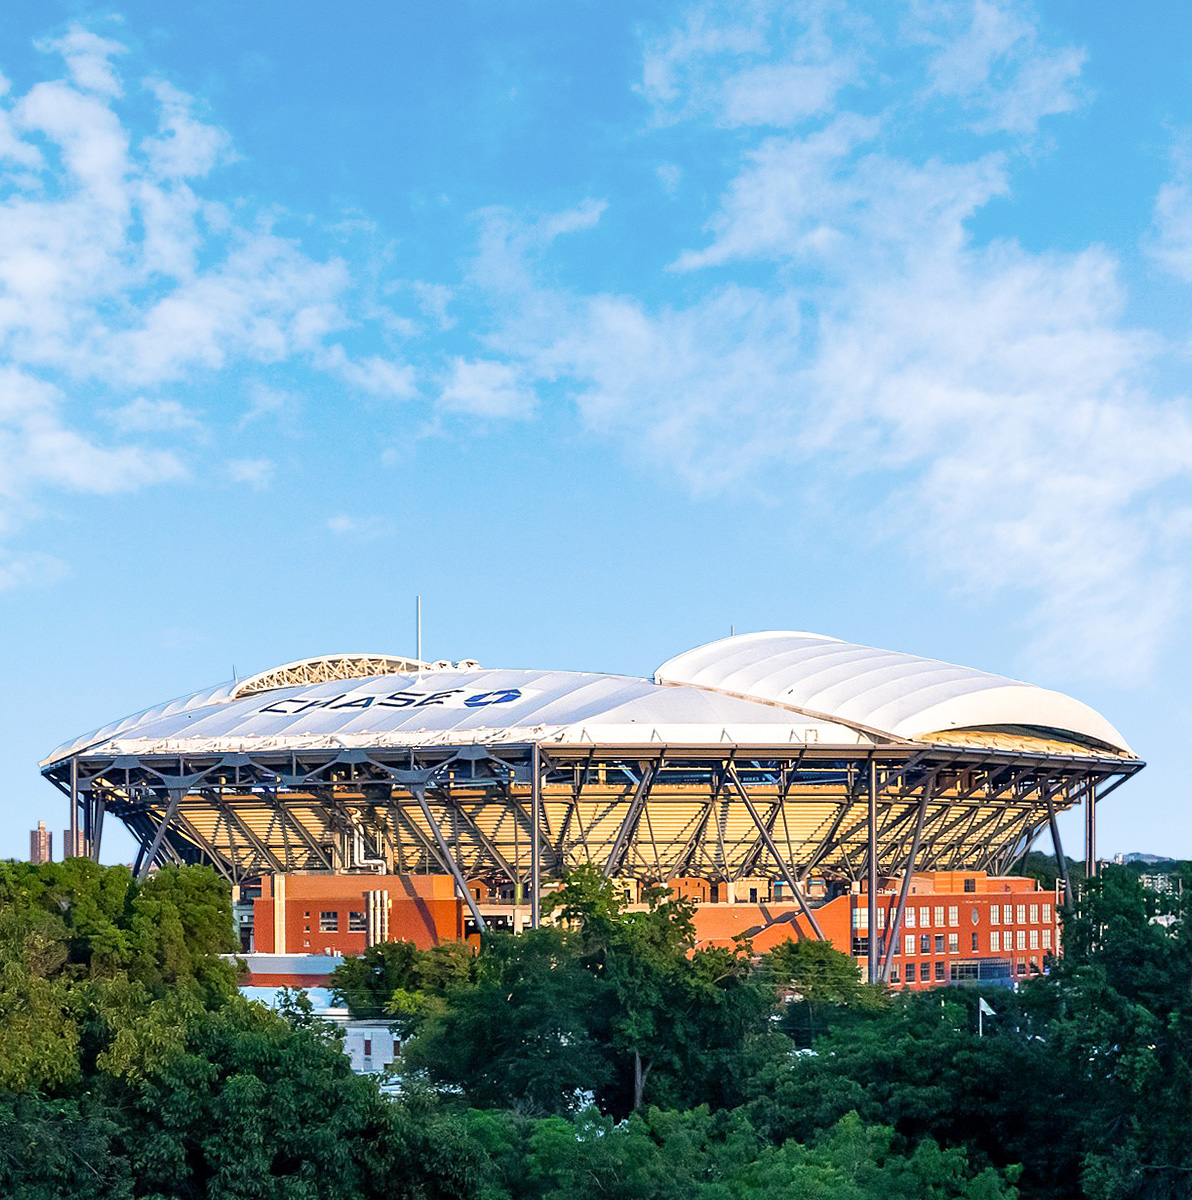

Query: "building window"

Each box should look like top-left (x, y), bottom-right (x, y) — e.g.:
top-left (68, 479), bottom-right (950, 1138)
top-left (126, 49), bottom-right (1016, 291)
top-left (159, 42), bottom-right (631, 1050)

top-left (905, 933), bottom-right (916, 956)
top-left (1043, 904), bottom-right (1053, 923)
top-left (1017, 905), bottom-right (1026, 924)
top-left (1042, 929), bottom-right (1052, 950)
top-left (920, 906), bottom-right (931, 928)
top-left (1016, 962), bottom-right (1027, 975)
top-left (749, 888), bottom-right (758, 903)
top-left (905, 908), bottom-right (916, 928)
top-left (948, 906), bottom-right (959, 927)
top-left (1030, 904), bottom-right (1039, 924)
top-left (933, 906), bottom-right (945, 927)
top-left (948, 933), bottom-right (959, 953)
top-left (852, 937), bottom-right (869, 957)
top-left (319, 911), bottom-right (339, 933)
top-left (971, 932), bottom-right (979, 951)
top-left (934, 934), bottom-right (945, 954)
top-left (890, 964), bottom-right (900, 983)
top-left (970, 908), bottom-right (980, 925)
top-left (964, 878), bottom-right (976, 893)
top-left (950, 961), bottom-right (979, 981)
top-left (348, 911), bottom-right (366, 932)
top-left (1030, 929), bottom-right (1039, 949)
top-left (991, 904), bottom-right (1000, 925)
top-left (905, 963), bottom-right (916, 983)
top-left (920, 934), bottom-right (931, 954)
top-left (1016, 930), bottom-right (1026, 951)
top-left (852, 907), bottom-right (865, 929)
top-left (991, 931), bottom-right (1001, 953)
top-left (934, 961), bottom-right (945, 981)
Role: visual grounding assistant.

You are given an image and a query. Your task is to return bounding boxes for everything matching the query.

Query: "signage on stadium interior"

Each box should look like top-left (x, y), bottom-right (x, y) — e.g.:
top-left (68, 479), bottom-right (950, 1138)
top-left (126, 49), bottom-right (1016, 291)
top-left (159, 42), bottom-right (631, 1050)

top-left (255, 687), bottom-right (525, 716)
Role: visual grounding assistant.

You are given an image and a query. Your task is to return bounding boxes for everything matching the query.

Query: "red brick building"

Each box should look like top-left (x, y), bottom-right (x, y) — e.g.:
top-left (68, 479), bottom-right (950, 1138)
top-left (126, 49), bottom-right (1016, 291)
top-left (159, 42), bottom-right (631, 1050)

top-left (251, 872), bottom-right (467, 955)
top-left (242, 867), bottom-right (1058, 991)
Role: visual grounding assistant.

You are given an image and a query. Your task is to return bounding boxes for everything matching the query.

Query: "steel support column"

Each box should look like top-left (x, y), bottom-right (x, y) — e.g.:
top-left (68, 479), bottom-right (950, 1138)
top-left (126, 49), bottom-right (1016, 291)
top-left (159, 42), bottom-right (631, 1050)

top-left (413, 792), bottom-right (487, 935)
top-left (137, 789), bottom-right (183, 881)
top-left (1085, 781), bottom-right (1097, 878)
top-left (726, 768), bottom-right (825, 940)
top-left (867, 759), bottom-right (878, 984)
top-left (88, 792), bottom-right (106, 863)
top-left (880, 780), bottom-right (933, 981)
top-left (603, 763), bottom-right (657, 877)
top-left (1044, 784), bottom-right (1074, 909)
top-left (68, 757), bottom-right (79, 858)
top-left (531, 743), bottom-right (542, 929)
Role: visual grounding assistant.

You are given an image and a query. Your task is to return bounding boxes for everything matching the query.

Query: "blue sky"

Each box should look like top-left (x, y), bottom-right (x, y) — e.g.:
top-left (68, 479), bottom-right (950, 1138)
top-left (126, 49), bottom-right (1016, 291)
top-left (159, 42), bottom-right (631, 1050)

top-left (1, 0), bottom-right (1190, 862)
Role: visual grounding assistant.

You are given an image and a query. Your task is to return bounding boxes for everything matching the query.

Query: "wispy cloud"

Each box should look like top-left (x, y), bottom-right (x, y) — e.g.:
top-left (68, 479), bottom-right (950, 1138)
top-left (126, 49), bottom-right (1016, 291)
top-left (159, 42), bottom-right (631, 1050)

top-left (225, 457), bottom-right (275, 489)
top-left (438, 357), bottom-right (536, 419)
top-left (0, 23), bottom-right (416, 576)
top-left (102, 396), bottom-right (203, 433)
top-left (461, 0), bottom-right (1190, 678)
top-left (325, 513), bottom-right (393, 540)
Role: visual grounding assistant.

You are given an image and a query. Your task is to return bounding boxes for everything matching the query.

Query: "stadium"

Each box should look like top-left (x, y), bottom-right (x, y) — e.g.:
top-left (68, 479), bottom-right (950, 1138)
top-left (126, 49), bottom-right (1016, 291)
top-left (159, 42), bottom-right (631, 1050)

top-left (40, 632), bottom-right (1142, 984)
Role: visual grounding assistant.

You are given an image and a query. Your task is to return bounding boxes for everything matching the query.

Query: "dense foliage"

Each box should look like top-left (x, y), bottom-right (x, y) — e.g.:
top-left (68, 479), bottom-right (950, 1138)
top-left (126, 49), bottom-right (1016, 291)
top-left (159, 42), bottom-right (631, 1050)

top-left (3, 859), bottom-right (1190, 1198)
top-left (0, 860), bottom-right (479, 1199)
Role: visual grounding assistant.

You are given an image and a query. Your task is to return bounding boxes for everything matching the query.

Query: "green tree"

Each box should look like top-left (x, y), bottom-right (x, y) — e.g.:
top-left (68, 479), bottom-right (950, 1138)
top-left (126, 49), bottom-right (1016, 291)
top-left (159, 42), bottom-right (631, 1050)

top-left (763, 937), bottom-right (886, 1045)
top-left (405, 928), bottom-right (612, 1115)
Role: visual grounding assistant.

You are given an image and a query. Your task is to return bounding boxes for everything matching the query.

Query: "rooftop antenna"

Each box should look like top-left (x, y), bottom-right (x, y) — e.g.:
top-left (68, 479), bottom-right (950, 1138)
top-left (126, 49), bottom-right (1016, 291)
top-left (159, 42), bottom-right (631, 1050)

top-left (416, 595), bottom-right (422, 665)
top-left (730, 625), bottom-right (734, 637)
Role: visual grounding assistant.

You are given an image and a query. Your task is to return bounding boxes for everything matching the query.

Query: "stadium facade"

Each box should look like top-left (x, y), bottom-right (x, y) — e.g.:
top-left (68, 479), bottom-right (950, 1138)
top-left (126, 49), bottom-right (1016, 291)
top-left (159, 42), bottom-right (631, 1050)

top-left (40, 632), bottom-right (1142, 985)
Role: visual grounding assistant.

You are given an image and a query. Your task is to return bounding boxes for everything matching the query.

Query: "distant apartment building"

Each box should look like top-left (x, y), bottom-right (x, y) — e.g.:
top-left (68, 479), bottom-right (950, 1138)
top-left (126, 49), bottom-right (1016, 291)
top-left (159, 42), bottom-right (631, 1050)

top-left (29, 821), bottom-right (52, 864)
top-left (1140, 872), bottom-right (1181, 896)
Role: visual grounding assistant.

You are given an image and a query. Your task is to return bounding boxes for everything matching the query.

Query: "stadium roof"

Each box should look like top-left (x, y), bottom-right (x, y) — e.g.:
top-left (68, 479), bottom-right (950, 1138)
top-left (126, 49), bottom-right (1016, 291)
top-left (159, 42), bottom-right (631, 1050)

top-left (656, 632), bottom-right (1132, 754)
top-left (42, 633), bottom-right (1134, 765)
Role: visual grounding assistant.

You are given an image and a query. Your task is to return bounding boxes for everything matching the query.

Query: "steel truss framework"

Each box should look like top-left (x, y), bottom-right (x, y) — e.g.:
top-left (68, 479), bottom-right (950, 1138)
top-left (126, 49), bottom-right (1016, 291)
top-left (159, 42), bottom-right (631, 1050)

top-left (44, 743), bottom-right (1139, 928)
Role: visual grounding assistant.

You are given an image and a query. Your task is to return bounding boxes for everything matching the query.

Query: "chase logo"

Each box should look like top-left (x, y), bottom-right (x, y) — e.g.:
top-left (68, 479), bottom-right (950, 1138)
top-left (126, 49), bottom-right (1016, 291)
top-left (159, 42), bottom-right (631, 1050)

top-left (256, 687), bottom-right (524, 716)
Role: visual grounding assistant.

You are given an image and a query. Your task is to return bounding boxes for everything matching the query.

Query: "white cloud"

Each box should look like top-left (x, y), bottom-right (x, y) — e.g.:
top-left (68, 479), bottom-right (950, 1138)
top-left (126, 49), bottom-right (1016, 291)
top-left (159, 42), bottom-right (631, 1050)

top-left (0, 550), bottom-right (67, 592)
top-left (103, 396), bottom-right (202, 433)
top-left (225, 458), bottom-right (275, 489)
top-left (411, 282), bottom-right (456, 331)
top-left (656, 162), bottom-right (683, 195)
top-left (1148, 144), bottom-right (1192, 284)
top-left (438, 357), bottom-right (536, 419)
top-left (912, 0), bottom-right (1087, 134)
top-left (38, 24), bottom-right (127, 99)
top-left (315, 343), bottom-right (416, 400)
top-left (0, 368), bottom-right (184, 507)
top-left (141, 78), bottom-right (232, 178)
top-left (640, 1), bottom-right (865, 130)
top-left (325, 514), bottom-right (393, 540)
top-left (240, 381), bottom-right (298, 427)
